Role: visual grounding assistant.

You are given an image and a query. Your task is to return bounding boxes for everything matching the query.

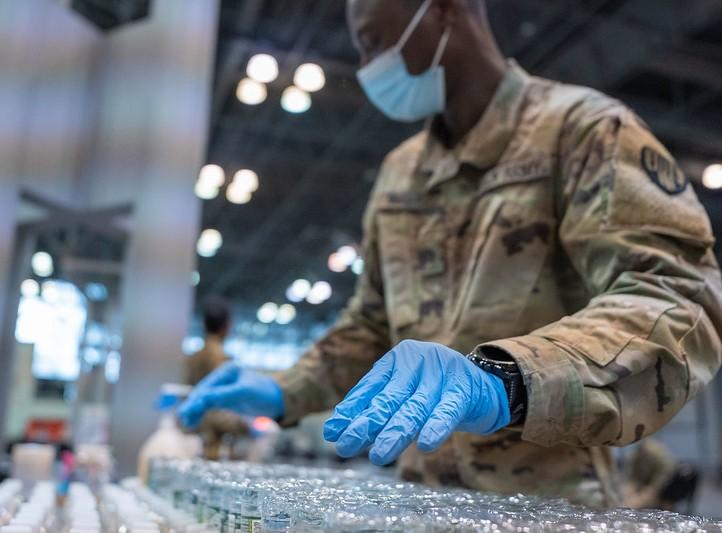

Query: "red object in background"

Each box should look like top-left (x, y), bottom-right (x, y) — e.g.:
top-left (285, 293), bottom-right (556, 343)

top-left (25, 419), bottom-right (67, 443)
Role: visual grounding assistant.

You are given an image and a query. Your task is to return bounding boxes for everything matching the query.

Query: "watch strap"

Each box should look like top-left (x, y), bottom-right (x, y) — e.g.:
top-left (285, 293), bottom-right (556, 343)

top-left (466, 349), bottom-right (527, 426)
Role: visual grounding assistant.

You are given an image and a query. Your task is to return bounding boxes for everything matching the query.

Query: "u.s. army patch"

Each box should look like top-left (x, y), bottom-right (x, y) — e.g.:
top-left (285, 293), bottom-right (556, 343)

top-left (641, 146), bottom-right (688, 195)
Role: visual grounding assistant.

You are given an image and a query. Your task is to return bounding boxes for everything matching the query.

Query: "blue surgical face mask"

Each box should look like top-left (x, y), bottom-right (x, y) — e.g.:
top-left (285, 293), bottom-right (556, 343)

top-left (357, 0), bottom-right (451, 123)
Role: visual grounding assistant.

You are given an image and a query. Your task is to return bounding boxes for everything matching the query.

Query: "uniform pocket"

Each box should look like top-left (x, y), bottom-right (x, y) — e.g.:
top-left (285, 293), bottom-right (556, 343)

top-left (377, 207), bottom-right (444, 332)
top-left (536, 294), bottom-right (677, 367)
top-left (454, 200), bottom-right (556, 342)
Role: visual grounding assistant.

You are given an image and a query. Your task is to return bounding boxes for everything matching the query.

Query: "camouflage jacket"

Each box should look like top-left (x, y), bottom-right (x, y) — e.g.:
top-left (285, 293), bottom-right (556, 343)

top-left (275, 62), bottom-right (722, 506)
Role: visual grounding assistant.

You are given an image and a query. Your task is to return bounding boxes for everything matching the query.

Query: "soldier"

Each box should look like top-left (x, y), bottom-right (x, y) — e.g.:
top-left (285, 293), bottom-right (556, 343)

top-left (186, 296), bottom-right (233, 387)
top-left (186, 296), bottom-right (248, 460)
top-left (180, 0), bottom-right (722, 506)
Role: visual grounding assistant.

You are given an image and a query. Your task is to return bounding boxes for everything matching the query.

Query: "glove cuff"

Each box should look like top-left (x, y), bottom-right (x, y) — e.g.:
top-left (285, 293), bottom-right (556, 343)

top-left (457, 366), bottom-right (511, 436)
top-left (467, 350), bottom-right (525, 426)
top-left (260, 374), bottom-right (286, 421)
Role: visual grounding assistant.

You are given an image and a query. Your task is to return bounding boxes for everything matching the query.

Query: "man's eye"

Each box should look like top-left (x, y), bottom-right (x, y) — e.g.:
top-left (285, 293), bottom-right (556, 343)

top-left (360, 34), bottom-right (380, 54)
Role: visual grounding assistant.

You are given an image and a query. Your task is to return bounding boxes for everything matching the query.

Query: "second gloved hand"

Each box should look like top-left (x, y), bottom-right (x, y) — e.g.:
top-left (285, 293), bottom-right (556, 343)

top-left (323, 340), bottom-right (510, 466)
top-left (177, 362), bottom-right (284, 429)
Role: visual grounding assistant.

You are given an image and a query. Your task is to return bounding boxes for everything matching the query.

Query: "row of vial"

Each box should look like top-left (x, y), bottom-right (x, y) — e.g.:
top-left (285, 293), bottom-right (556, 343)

top-left (0, 481), bottom-right (100, 533)
top-left (0, 477), bottom-right (213, 533)
top-left (65, 484), bottom-right (101, 532)
top-left (147, 459), bottom-right (380, 532)
top-left (102, 478), bottom-right (215, 533)
top-left (0, 480), bottom-right (23, 529)
top-left (147, 459), bottom-right (722, 533)
top-left (0, 481), bottom-right (57, 533)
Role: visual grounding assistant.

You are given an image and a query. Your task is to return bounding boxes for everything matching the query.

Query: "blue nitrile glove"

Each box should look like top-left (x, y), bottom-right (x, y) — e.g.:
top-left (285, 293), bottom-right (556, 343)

top-left (177, 362), bottom-right (284, 429)
top-left (323, 340), bottom-right (510, 466)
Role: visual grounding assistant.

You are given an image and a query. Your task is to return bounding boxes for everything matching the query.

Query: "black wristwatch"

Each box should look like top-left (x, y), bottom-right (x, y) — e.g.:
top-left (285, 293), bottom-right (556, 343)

top-left (466, 348), bottom-right (527, 426)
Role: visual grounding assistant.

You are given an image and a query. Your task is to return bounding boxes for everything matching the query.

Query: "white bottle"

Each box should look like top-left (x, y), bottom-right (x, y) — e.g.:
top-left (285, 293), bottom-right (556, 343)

top-left (137, 384), bottom-right (202, 483)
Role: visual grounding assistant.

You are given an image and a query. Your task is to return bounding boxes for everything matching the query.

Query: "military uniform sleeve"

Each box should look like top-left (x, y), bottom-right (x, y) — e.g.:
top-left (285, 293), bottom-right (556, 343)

top-left (273, 191), bottom-right (392, 427)
top-left (480, 108), bottom-right (722, 448)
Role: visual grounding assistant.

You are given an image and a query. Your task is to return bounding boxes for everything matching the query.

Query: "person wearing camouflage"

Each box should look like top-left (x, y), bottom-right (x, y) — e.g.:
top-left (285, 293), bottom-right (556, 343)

top-left (180, 0), bottom-right (722, 507)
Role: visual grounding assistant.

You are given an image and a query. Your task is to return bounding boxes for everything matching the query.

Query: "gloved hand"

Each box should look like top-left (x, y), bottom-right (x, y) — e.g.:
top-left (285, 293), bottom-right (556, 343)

top-left (177, 362), bottom-right (284, 429)
top-left (323, 340), bottom-right (510, 466)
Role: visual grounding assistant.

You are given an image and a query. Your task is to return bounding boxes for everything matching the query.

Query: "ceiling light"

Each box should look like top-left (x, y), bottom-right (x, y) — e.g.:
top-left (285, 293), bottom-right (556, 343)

top-left (198, 164), bottom-right (225, 188)
top-left (236, 78), bottom-right (268, 106)
top-left (351, 258), bottom-right (365, 276)
top-left (21, 279), bottom-right (40, 298)
top-left (328, 252), bottom-right (347, 273)
top-left (257, 302), bottom-right (278, 324)
top-left (85, 282), bottom-right (108, 302)
top-left (247, 54), bottom-right (279, 84)
top-left (307, 281), bottom-right (332, 305)
top-left (226, 183), bottom-right (253, 205)
top-left (286, 287), bottom-right (303, 303)
top-left (294, 63), bottom-right (326, 93)
top-left (702, 164), bottom-right (722, 190)
top-left (41, 280), bottom-right (61, 304)
top-left (281, 86), bottom-right (311, 114)
top-left (520, 21), bottom-right (538, 39)
top-left (286, 279), bottom-right (311, 302)
top-left (31, 252), bottom-right (54, 278)
top-left (195, 179), bottom-right (219, 200)
top-left (276, 304), bottom-right (297, 325)
top-left (337, 245), bottom-right (358, 267)
top-left (233, 169), bottom-right (259, 193)
top-left (197, 229), bottom-right (223, 258)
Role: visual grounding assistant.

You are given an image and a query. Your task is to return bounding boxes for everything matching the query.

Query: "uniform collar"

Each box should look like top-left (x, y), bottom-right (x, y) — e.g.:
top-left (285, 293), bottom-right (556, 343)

top-left (419, 60), bottom-right (531, 189)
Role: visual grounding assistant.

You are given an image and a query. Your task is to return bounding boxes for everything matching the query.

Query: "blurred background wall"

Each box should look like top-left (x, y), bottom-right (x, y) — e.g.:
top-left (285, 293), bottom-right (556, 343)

top-left (0, 0), bottom-right (220, 476)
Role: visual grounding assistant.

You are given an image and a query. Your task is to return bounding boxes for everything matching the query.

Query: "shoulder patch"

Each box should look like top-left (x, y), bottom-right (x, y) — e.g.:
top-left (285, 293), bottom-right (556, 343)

top-left (641, 146), bottom-right (688, 195)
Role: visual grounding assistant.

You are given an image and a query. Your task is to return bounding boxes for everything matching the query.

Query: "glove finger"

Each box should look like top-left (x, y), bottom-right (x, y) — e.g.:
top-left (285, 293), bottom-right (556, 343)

top-left (323, 355), bottom-right (395, 442)
top-left (201, 384), bottom-right (243, 411)
top-left (416, 389), bottom-right (466, 453)
top-left (333, 358), bottom-right (422, 456)
top-left (189, 362), bottom-right (241, 400)
top-left (369, 381), bottom-right (441, 465)
top-left (177, 398), bottom-right (206, 429)
top-left (179, 383), bottom-right (241, 427)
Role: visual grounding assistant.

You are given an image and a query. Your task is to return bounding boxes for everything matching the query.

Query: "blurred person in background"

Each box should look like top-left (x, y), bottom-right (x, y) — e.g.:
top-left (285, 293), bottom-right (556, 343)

top-left (186, 296), bottom-right (248, 460)
top-left (180, 0), bottom-right (722, 507)
top-left (187, 296), bottom-right (233, 387)
top-left (623, 439), bottom-right (699, 513)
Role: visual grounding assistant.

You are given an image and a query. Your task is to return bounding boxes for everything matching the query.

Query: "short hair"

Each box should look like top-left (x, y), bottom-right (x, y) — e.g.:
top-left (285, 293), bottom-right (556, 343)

top-left (203, 295), bottom-right (230, 334)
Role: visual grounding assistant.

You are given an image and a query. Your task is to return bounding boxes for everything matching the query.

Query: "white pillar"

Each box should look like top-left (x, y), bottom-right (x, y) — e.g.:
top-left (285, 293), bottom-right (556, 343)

top-left (0, 0), bottom-right (25, 439)
top-left (106, 0), bottom-right (220, 477)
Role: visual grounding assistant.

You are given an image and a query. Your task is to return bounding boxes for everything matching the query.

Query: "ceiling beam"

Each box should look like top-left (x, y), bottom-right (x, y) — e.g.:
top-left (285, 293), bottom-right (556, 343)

top-left (530, 0), bottom-right (722, 90)
top-left (215, 115), bottom-right (408, 158)
top-left (237, 0), bottom-right (264, 34)
top-left (211, 40), bottom-right (250, 127)
top-left (623, 94), bottom-right (722, 158)
top-left (645, 51), bottom-right (722, 93)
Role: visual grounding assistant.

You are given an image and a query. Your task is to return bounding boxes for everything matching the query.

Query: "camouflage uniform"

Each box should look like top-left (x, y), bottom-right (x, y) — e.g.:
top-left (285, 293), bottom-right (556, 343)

top-left (275, 62), bottom-right (722, 506)
top-left (187, 335), bottom-right (248, 460)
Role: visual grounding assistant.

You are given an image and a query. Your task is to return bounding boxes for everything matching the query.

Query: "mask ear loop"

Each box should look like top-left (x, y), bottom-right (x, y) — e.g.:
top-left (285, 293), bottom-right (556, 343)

top-left (432, 26), bottom-right (452, 68)
top-left (395, 0), bottom-right (435, 52)
top-left (420, 25), bottom-right (452, 167)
